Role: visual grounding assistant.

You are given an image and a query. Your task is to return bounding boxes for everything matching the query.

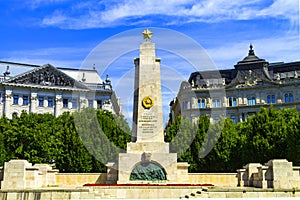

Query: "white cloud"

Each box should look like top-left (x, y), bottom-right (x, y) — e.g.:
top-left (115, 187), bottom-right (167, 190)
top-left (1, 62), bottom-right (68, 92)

top-left (206, 34), bottom-right (300, 69)
top-left (0, 47), bottom-right (90, 69)
top-left (27, 0), bottom-right (70, 9)
top-left (40, 0), bottom-right (299, 29)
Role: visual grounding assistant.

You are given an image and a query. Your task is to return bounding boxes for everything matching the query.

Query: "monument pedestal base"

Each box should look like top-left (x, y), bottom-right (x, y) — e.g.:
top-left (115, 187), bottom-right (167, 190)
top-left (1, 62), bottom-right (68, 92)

top-left (115, 142), bottom-right (190, 184)
top-left (127, 142), bottom-right (169, 153)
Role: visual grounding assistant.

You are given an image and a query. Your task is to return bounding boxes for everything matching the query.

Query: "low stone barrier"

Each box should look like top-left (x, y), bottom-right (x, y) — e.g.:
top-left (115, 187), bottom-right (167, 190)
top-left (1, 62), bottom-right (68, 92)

top-left (189, 173), bottom-right (238, 187)
top-left (0, 160), bottom-right (58, 189)
top-left (237, 159), bottom-right (300, 189)
top-left (55, 173), bottom-right (107, 186)
top-left (2, 158), bottom-right (300, 191)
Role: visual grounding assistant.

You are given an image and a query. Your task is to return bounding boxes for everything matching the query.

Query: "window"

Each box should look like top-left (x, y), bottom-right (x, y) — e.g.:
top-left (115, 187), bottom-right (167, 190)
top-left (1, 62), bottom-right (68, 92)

top-left (272, 95), bottom-right (275, 104)
top-left (285, 93), bottom-right (294, 103)
top-left (198, 99), bottom-right (205, 108)
top-left (201, 99), bottom-right (205, 108)
top-left (97, 100), bottom-right (102, 109)
top-left (183, 101), bottom-right (189, 110)
top-left (248, 97), bottom-right (256, 106)
top-left (267, 95), bottom-right (275, 104)
top-left (289, 94), bottom-right (294, 102)
top-left (23, 96), bottom-right (29, 105)
top-left (48, 97), bottom-right (53, 107)
top-left (241, 113), bottom-right (245, 122)
top-left (38, 97), bottom-right (44, 107)
top-left (63, 98), bottom-right (68, 108)
top-left (285, 94), bottom-right (289, 102)
top-left (13, 95), bottom-right (19, 105)
top-left (230, 115), bottom-right (237, 124)
top-left (88, 100), bottom-right (93, 107)
top-left (229, 97), bottom-right (237, 107)
top-left (212, 99), bottom-right (221, 108)
top-left (72, 99), bottom-right (78, 109)
top-left (12, 112), bottom-right (18, 120)
top-left (267, 95), bottom-right (271, 104)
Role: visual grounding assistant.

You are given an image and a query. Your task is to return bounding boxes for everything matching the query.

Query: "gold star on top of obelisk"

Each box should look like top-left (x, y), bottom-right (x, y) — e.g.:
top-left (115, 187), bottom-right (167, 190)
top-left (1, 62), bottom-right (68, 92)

top-left (142, 29), bottom-right (152, 42)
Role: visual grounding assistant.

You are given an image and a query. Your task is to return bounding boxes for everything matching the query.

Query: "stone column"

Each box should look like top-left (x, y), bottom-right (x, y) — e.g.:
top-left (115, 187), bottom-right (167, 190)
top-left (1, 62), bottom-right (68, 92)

top-left (79, 93), bottom-right (87, 110)
top-left (55, 94), bottom-right (62, 117)
top-left (223, 96), bottom-right (227, 107)
top-left (30, 92), bottom-right (37, 113)
top-left (3, 88), bottom-right (12, 117)
top-left (207, 97), bottom-right (211, 108)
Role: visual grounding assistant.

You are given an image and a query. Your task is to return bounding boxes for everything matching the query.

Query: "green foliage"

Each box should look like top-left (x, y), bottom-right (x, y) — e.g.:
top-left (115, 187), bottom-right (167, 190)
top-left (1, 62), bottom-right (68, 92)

top-left (165, 106), bottom-right (300, 172)
top-left (1, 106), bottom-right (300, 173)
top-left (0, 108), bottom-right (131, 173)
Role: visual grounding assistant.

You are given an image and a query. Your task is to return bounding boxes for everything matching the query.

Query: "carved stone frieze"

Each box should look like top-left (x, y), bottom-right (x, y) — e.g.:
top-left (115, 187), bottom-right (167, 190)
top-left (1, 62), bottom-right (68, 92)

top-left (10, 67), bottom-right (74, 87)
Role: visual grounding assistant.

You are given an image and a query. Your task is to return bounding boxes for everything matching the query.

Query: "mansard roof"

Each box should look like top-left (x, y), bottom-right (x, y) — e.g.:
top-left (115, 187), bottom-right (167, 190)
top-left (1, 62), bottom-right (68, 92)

top-left (3, 64), bottom-right (89, 90)
top-left (188, 45), bottom-right (300, 89)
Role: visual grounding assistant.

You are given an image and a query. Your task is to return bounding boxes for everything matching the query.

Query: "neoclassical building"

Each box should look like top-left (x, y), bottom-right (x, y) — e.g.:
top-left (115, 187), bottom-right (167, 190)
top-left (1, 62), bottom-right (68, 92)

top-left (0, 61), bottom-right (121, 118)
top-left (169, 45), bottom-right (300, 124)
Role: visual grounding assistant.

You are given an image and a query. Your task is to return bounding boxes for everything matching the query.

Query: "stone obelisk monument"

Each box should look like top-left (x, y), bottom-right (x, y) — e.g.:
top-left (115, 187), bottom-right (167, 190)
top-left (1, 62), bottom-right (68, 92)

top-left (132, 29), bottom-right (164, 143)
top-left (116, 29), bottom-right (189, 184)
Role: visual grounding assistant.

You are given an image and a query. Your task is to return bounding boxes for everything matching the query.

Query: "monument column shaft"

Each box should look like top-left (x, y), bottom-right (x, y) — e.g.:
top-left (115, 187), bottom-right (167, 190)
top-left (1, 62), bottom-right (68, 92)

top-left (132, 42), bottom-right (164, 142)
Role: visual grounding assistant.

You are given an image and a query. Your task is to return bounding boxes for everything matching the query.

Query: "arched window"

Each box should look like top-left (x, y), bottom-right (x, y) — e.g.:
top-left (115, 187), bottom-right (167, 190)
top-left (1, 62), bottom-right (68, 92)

top-left (271, 95), bottom-right (275, 104)
top-left (268, 95), bottom-right (275, 104)
top-left (285, 93), bottom-right (289, 102)
top-left (12, 112), bottom-right (18, 120)
top-left (267, 95), bottom-right (271, 104)
top-left (285, 93), bottom-right (294, 103)
top-left (289, 93), bottom-right (294, 102)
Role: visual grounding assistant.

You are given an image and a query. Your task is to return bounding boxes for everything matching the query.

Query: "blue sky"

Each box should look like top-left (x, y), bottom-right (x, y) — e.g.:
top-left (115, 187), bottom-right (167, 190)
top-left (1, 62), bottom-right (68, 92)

top-left (0, 0), bottom-right (299, 124)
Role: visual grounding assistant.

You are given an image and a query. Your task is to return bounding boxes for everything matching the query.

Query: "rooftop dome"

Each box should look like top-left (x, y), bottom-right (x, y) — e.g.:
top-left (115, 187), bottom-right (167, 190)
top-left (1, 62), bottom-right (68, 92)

top-left (241, 44), bottom-right (261, 62)
top-left (238, 44), bottom-right (265, 64)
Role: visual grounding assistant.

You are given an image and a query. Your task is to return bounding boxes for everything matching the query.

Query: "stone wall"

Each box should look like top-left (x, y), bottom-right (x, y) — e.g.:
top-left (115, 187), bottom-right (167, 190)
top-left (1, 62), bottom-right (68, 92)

top-left (55, 173), bottom-right (107, 186)
top-left (189, 173), bottom-right (238, 187)
top-left (237, 159), bottom-right (300, 189)
top-left (2, 159), bottom-right (300, 190)
top-left (0, 160), bottom-right (58, 189)
top-left (2, 187), bottom-right (300, 199)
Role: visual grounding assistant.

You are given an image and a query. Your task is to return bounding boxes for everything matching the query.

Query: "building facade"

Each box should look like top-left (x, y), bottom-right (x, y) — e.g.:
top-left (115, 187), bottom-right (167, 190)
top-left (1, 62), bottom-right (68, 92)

top-left (0, 61), bottom-right (121, 119)
top-left (170, 45), bottom-right (300, 124)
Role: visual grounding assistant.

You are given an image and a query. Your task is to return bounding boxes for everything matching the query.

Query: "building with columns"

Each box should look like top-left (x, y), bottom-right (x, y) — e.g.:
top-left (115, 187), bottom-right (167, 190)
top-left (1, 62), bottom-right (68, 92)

top-left (0, 61), bottom-right (121, 119)
top-left (169, 45), bottom-right (300, 124)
